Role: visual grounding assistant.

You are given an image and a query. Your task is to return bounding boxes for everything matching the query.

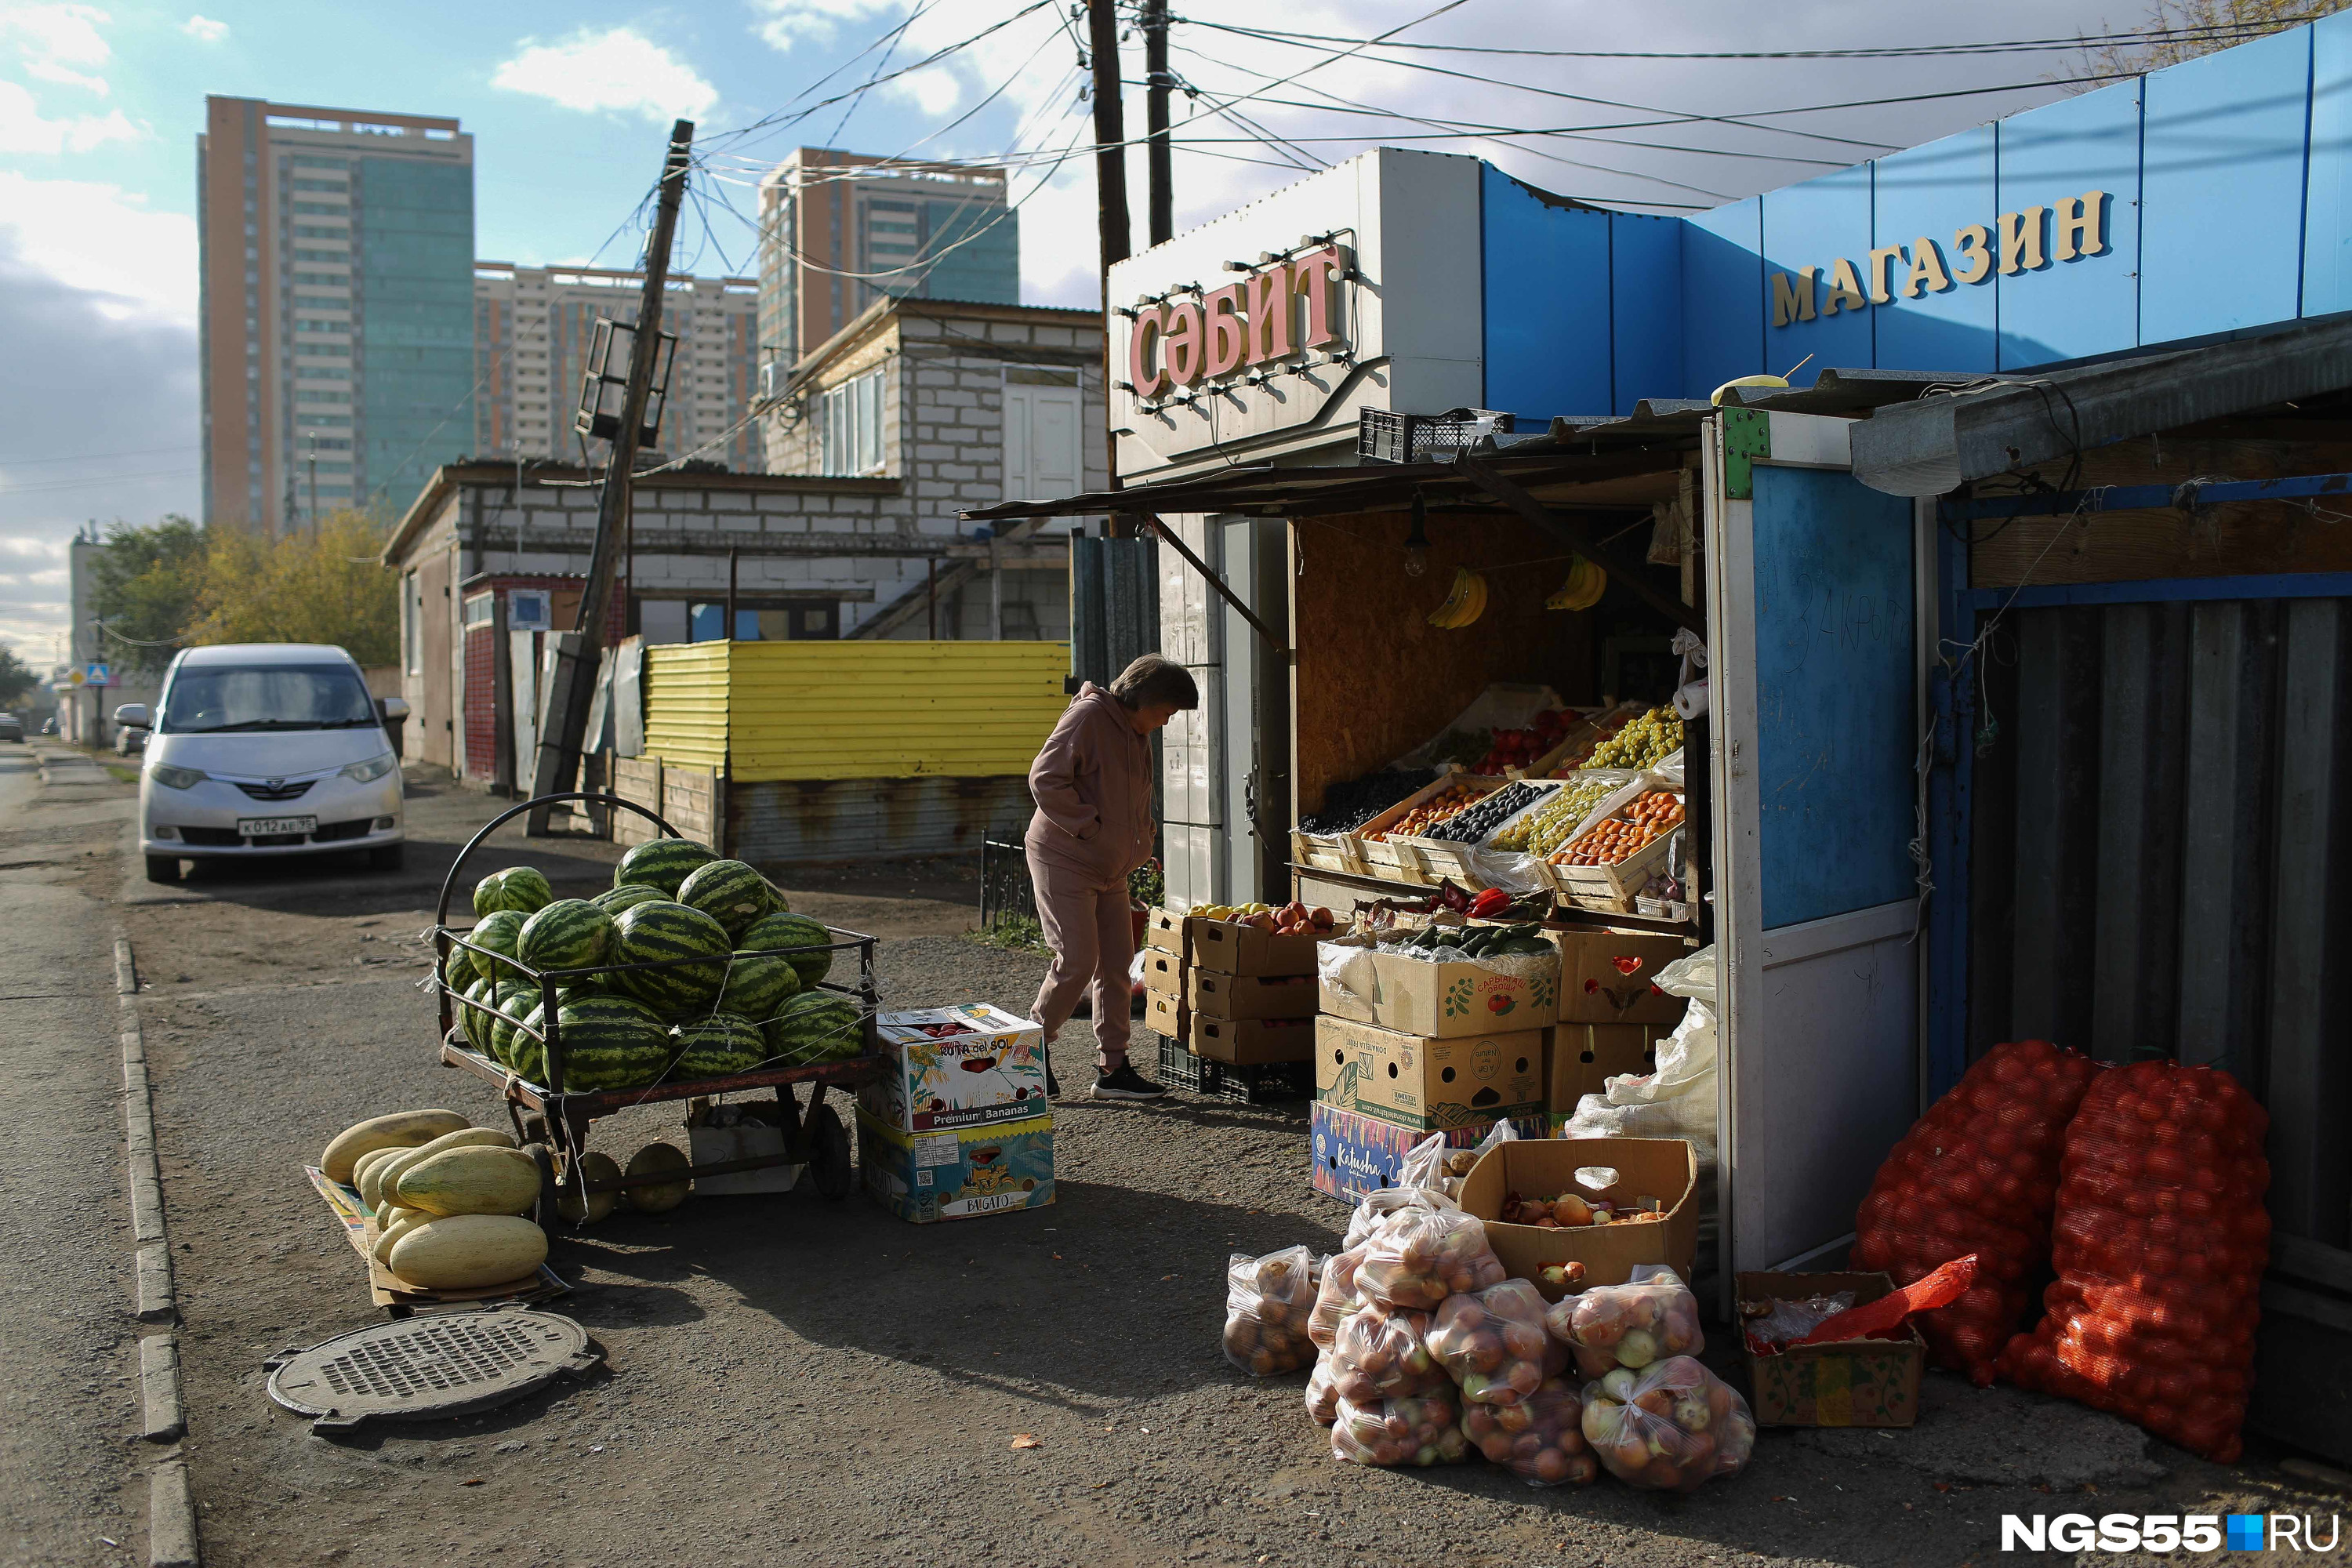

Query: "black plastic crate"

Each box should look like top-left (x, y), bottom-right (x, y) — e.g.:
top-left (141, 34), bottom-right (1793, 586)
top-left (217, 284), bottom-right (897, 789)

top-left (1153, 1032), bottom-right (1313, 1104)
top-left (1358, 408), bottom-right (1514, 464)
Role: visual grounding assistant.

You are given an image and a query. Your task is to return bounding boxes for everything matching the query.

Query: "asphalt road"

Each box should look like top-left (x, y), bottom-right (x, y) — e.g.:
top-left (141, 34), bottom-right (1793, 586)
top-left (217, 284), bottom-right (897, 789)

top-left (4, 755), bottom-right (2340, 1567)
top-left (0, 747), bottom-right (143, 1568)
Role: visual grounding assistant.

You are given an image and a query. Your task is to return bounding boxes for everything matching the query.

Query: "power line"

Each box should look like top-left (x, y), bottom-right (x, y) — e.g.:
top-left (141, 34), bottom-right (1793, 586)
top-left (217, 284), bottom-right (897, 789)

top-left (0, 442), bottom-right (200, 468)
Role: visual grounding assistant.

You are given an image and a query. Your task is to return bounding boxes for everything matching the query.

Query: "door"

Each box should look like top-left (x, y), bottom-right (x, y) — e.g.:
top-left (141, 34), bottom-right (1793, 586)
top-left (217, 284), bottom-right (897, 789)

top-left (419, 551), bottom-right (452, 768)
top-left (1003, 372), bottom-right (1083, 507)
top-left (1704, 408), bottom-right (1926, 1287)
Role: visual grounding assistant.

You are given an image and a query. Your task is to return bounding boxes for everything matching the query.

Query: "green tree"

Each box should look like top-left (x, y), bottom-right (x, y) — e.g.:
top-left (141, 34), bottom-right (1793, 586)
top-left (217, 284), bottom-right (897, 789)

top-left (88, 515), bottom-right (206, 673)
top-left (0, 646), bottom-right (36, 709)
top-left (195, 510), bottom-right (399, 665)
top-left (2080, 1), bottom-right (2350, 79)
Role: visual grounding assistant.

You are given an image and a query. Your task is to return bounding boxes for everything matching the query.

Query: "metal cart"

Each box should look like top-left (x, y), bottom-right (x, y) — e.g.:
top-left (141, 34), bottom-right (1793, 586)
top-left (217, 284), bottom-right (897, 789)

top-left (431, 793), bottom-right (881, 1227)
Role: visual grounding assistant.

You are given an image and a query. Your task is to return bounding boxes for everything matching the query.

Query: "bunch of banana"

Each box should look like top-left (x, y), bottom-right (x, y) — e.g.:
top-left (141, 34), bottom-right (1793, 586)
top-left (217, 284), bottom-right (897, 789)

top-left (1545, 555), bottom-right (1607, 612)
top-left (1427, 567), bottom-right (1489, 629)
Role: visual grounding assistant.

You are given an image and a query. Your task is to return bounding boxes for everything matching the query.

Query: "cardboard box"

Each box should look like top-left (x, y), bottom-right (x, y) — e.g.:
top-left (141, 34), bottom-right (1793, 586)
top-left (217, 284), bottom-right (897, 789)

top-left (1140, 947), bottom-right (1185, 996)
top-left (862, 1004), bottom-right (1049, 1134)
top-left (1458, 1136), bottom-right (1699, 1299)
top-left (1189, 968), bottom-right (1316, 1021)
top-left (1192, 917), bottom-right (1321, 977)
top-left (1145, 906), bottom-right (1189, 956)
top-left (1315, 1014), bottom-right (1544, 1131)
top-left (1545, 1023), bottom-right (1668, 1115)
top-left (855, 1105), bottom-right (1055, 1224)
top-left (1316, 933), bottom-right (1557, 1038)
top-left (1737, 1271), bottom-right (1926, 1428)
top-left (1192, 1014), bottom-right (1315, 1065)
top-left (1145, 988), bottom-right (1187, 1040)
top-left (1308, 1101), bottom-right (1548, 1203)
top-left (1553, 929), bottom-right (1693, 1025)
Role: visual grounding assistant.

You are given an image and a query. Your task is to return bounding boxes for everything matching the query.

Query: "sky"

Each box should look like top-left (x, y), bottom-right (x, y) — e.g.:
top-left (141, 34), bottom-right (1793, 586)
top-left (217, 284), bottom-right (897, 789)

top-left (0, 0), bottom-right (2167, 664)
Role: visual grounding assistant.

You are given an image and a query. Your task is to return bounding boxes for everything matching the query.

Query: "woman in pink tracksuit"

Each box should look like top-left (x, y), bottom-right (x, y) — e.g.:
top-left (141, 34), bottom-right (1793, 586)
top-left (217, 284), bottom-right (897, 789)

top-left (1025, 655), bottom-right (1197, 1101)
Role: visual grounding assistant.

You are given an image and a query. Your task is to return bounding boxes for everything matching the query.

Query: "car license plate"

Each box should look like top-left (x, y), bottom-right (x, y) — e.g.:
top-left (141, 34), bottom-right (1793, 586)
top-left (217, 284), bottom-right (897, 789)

top-left (238, 815), bottom-right (317, 837)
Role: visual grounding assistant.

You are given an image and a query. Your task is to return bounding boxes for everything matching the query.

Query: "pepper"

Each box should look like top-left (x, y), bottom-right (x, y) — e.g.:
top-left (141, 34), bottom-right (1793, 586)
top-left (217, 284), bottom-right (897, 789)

top-left (1468, 887), bottom-right (1512, 919)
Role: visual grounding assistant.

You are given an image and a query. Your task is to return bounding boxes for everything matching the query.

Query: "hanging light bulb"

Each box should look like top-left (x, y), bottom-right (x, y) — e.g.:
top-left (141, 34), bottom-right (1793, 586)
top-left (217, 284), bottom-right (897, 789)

top-left (1403, 489), bottom-right (1430, 578)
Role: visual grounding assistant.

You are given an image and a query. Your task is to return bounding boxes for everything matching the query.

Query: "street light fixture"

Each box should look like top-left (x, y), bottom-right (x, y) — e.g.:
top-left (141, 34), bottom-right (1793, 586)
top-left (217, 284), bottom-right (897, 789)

top-left (573, 316), bottom-right (679, 448)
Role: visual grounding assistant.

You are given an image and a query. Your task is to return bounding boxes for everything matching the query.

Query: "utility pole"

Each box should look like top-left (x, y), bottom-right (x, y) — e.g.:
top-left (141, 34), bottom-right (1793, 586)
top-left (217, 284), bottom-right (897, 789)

top-left (1142, 0), bottom-right (1173, 247)
top-left (307, 433), bottom-right (318, 531)
top-left (1087, 0), bottom-right (1131, 539)
top-left (527, 118), bottom-right (694, 833)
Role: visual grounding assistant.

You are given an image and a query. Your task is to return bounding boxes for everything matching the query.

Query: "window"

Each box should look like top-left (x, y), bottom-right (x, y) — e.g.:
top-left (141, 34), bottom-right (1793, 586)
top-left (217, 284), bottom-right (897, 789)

top-left (158, 664), bottom-right (377, 734)
top-left (687, 600), bottom-right (838, 641)
top-left (817, 368), bottom-right (884, 474)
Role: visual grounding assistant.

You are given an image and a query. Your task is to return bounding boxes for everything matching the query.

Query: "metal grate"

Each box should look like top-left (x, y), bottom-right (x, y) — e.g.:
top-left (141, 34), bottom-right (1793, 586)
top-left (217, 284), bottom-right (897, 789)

top-left (236, 780), bottom-right (314, 801)
top-left (980, 837), bottom-right (1037, 931)
top-left (267, 1309), bottom-right (599, 1432)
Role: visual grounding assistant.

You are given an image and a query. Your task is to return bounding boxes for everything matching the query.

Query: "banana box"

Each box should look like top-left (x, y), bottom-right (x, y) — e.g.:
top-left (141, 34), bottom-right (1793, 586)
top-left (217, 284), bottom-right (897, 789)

top-left (855, 1106), bottom-right (1054, 1224)
top-left (862, 1004), bottom-right (1048, 1133)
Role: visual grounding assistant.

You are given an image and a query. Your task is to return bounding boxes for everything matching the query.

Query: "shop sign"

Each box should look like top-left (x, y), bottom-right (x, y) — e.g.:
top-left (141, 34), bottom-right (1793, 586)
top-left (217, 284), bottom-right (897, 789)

top-left (1124, 244), bottom-right (1352, 401)
top-left (1770, 191), bottom-right (2110, 328)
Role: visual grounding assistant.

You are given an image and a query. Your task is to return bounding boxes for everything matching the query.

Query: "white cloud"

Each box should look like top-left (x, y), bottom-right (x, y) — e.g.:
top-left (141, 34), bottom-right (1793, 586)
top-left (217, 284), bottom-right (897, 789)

top-left (752, 0), bottom-right (902, 53)
top-left (885, 66), bottom-right (962, 117)
top-left (180, 14), bottom-right (228, 43)
top-left (492, 28), bottom-right (718, 122)
top-left (0, 82), bottom-right (140, 154)
top-left (0, 172), bottom-right (197, 323)
top-left (4, 4), bottom-right (114, 94)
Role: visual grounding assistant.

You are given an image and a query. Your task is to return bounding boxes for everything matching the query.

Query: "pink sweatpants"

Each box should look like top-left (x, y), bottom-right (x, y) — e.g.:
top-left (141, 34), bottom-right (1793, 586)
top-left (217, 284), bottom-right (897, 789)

top-left (1026, 850), bottom-right (1134, 1073)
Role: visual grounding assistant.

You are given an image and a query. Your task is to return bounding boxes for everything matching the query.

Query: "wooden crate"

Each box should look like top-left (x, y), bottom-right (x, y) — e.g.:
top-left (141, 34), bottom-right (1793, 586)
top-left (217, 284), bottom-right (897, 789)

top-left (1289, 826), bottom-right (1367, 877)
top-left (1352, 770), bottom-right (1480, 887)
top-left (1391, 777), bottom-right (1552, 889)
top-left (1545, 792), bottom-right (1683, 911)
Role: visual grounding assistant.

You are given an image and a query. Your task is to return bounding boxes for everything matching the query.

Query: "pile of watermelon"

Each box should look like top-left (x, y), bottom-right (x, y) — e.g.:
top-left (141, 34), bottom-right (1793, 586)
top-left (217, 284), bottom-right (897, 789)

top-left (441, 837), bottom-right (869, 1093)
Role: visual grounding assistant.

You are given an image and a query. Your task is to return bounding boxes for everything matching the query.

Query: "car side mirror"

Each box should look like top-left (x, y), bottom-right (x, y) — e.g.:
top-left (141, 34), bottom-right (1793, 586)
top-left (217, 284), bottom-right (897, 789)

top-left (112, 702), bottom-right (150, 728)
top-left (377, 695), bottom-right (411, 722)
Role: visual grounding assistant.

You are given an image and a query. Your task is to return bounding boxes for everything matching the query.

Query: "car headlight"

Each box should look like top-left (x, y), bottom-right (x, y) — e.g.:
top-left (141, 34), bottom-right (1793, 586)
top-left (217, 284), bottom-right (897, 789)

top-left (151, 764), bottom-right (207, 790)
top-left (340, 753), bottom-right (397, 784)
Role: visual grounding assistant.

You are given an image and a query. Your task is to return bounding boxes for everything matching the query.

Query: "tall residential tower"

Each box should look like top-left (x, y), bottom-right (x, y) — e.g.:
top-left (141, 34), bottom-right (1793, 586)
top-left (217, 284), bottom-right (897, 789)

top-left (754, 151), bottom-right (1018, 384)
top-left (472, 264), bottom-right (763, 471)
top-left (197, 96), bottom-right (474, 533)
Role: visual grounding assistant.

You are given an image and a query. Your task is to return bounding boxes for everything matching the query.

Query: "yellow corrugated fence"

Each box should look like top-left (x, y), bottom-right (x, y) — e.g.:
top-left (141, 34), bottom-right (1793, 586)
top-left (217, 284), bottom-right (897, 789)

top-left (643, 641), bottom-right (1071, 781)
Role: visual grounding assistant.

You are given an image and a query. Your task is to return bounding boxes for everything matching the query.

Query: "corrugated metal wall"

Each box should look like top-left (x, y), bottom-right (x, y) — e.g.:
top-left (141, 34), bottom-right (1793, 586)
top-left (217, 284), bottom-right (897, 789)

top-left (1069, 535), bottom-right (1160, 691)
top-left (1969, 593), bottom-right (2352, 1453)
top-left (641, 643), bottom-right (731, 771)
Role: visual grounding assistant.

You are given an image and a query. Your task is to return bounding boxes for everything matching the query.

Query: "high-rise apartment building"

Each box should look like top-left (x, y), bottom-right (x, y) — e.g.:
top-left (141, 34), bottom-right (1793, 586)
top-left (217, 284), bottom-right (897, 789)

top-left (754, 151), bottom-right (1018, 380)
top-left (197, 96), bottom-right (474, 533)
top-left (472, 265), bottom-right (763, 471)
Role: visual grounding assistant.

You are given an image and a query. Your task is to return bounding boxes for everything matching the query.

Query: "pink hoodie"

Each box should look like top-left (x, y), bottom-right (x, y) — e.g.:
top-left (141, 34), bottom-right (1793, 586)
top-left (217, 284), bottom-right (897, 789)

top-left (1025, 681), bottom-right (1156, 880)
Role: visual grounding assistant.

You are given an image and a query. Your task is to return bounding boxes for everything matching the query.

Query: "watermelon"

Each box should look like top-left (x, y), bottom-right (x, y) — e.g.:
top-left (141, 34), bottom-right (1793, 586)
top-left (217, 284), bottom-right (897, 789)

top-left (595, 882), bottom-right (668, 916)
top-left (614, 838), bottom-right (717, 898)
top-left (718, 949), bottom-right (800, 1024)
top-left (670, 1014), bottom-right (764, 1080)
top-left (518, 898), bottom-right (615, 972)
top-left (676, 858), bottom-right (776, 938)
top-left (508, 1002), bottom-right (547, 1083)
top-left (546, 994), bottom-right (670, 1092)
top-left (458, 976), bottom-right (501, 1053)
top-left (441, 938), bottom-right (480, 996)
top-left (473, 866), bottom-right (554, 916)
top-left (761, 990), bottom-right (866, 1066)
top-left (465, 909), bottom-right (528, 985)
top-left (608, 900), bottom-right (731, 1013)
top-left (489, 980), bottom-right (556, 1066)
top-left (739, 912), bottom-right (836, 991)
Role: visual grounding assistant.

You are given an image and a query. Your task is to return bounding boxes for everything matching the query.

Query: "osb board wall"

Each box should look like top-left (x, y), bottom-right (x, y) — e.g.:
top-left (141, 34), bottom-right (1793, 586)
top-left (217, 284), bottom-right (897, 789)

top-left (1289, 509), bottom-right (1604, 818)
top-left (1972, 431), bottom-right (2352, 586)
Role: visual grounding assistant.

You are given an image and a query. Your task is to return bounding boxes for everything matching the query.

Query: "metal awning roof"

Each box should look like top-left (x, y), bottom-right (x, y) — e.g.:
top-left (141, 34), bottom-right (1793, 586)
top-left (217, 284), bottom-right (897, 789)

top-left (964, 368), bottom-right (2002, 524)
top-left (1850, 314), bottom-right (2352, 496)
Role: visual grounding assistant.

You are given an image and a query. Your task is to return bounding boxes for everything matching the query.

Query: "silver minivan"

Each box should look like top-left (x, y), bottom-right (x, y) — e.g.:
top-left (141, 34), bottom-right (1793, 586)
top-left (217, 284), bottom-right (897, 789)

top-left (132, 643), bottom-right (408, 884)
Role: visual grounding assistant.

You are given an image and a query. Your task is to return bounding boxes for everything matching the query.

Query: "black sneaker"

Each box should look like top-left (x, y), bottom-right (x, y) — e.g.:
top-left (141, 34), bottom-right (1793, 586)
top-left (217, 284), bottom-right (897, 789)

top-left (1091, 1062), bottom-right (1167, 1101)
top-left (1045, 1064), bottom-right (1062, 1097)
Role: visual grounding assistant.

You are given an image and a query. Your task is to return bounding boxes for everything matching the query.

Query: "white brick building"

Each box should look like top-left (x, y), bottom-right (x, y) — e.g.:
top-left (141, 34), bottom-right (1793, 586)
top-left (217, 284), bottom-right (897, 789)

top-left (759, 294), bottom-right (1106, 640)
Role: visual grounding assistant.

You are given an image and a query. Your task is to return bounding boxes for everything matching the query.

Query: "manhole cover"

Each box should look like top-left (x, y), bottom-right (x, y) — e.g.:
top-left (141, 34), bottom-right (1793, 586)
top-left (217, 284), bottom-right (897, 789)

top-left (267, 1309), bottom-right (600, 1432)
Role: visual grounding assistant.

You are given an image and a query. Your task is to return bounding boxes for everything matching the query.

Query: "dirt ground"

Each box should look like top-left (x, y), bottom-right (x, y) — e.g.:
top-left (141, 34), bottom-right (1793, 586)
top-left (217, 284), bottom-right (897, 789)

top-left (9, 757), bottom-right (2346, 1566)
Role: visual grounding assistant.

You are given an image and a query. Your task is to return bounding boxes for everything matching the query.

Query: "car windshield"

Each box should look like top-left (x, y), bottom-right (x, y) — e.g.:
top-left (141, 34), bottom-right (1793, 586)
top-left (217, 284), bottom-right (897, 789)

top-left (158, 664), bottom-right (378, 734)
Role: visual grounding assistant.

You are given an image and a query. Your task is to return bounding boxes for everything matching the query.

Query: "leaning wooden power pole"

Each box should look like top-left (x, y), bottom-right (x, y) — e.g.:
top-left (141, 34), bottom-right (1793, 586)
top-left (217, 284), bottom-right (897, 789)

top-left (1087, 0), bottom-right (1132, 537)
top-left (1141, 0), bottom-right (1173, 246)
top-left (527, 118), bottom-right (694, 834)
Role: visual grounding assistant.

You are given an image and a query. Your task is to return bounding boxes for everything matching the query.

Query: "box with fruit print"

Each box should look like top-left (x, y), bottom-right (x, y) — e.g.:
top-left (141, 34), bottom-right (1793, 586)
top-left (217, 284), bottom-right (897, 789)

top-left (1315, 931), bottom-right (1558, 1039)
top-left (862, 1004), bottom-right (1049, 1134)
top-left (1309, 1100), bottom-right (1549, 1203)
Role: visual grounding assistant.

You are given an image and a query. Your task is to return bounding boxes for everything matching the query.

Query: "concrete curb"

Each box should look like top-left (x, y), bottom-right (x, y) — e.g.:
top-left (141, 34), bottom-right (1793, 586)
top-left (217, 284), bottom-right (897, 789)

top-left (118, 935), bottom-right (199, 1565)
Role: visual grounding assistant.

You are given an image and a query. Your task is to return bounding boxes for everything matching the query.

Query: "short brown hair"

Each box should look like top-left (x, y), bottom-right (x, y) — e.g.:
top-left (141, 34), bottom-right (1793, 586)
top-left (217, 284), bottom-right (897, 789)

top-left (1110, 654), bottom-right (1198, 710)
